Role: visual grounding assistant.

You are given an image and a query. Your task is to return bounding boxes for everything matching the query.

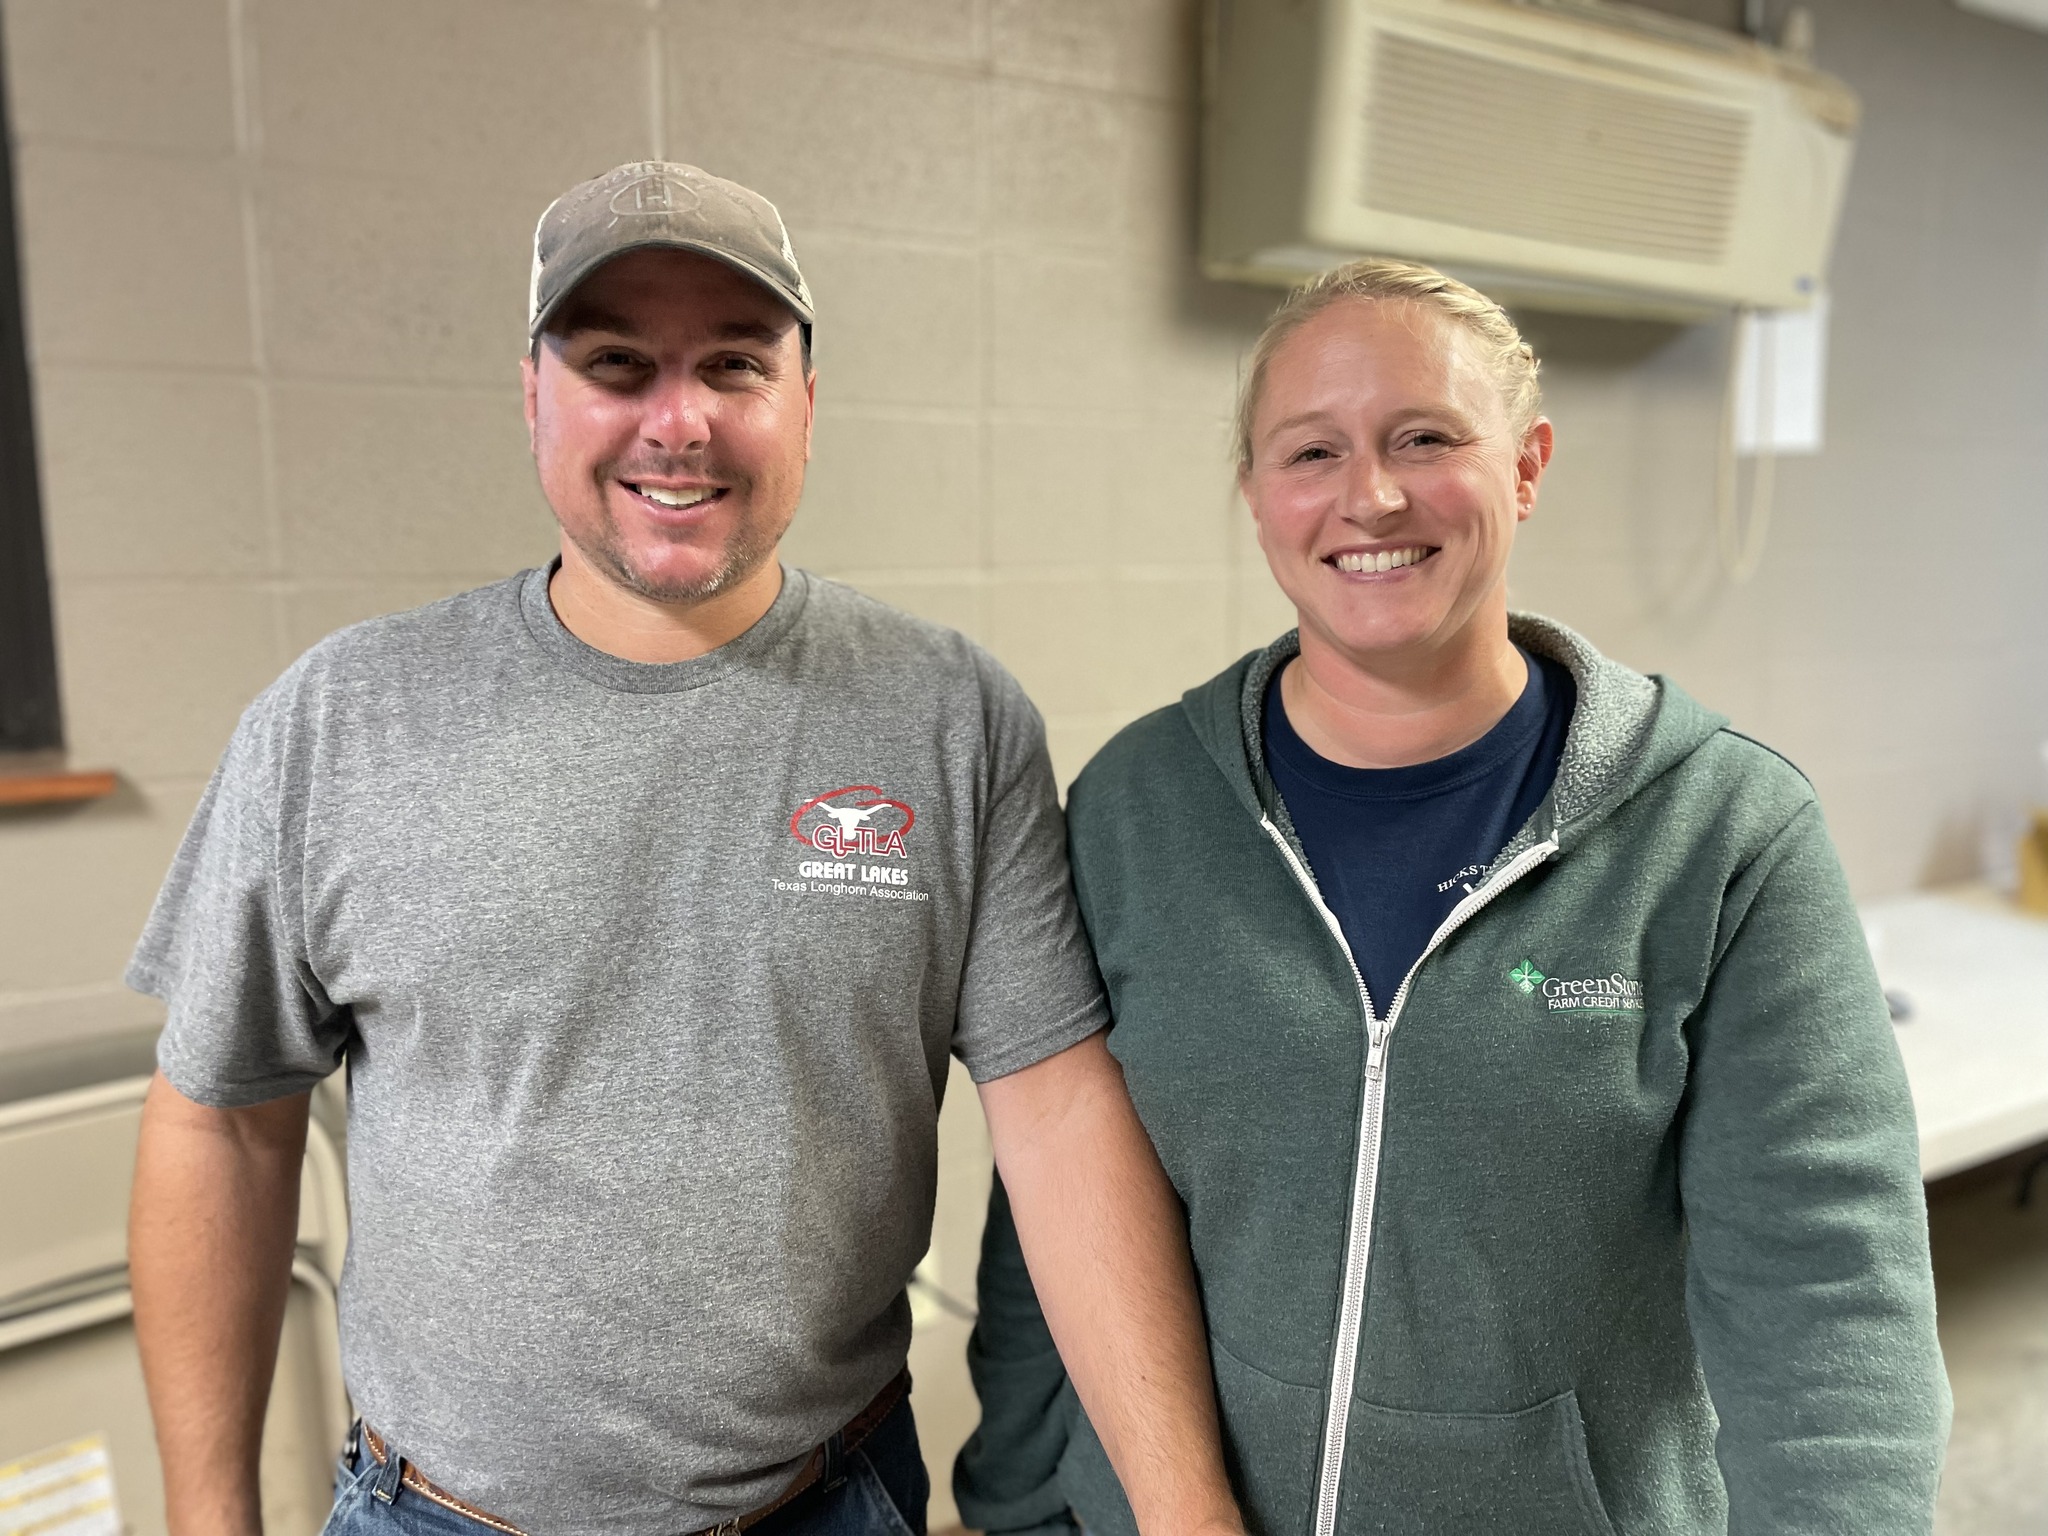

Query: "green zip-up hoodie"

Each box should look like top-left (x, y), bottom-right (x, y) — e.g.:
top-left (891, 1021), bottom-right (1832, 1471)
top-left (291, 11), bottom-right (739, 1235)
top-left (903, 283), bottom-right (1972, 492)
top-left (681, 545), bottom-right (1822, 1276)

top-left (957, 617), bottom-right (1948, 1536)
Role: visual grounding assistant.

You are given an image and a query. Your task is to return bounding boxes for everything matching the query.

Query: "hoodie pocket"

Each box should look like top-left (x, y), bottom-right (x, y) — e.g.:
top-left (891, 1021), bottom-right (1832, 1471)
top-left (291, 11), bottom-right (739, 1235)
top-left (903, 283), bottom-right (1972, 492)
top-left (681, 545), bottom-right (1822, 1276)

top-left (1209, 1339), bottom-right (1325, 1536)
top-left (1336, 1389), bottom-right (1616, 1536)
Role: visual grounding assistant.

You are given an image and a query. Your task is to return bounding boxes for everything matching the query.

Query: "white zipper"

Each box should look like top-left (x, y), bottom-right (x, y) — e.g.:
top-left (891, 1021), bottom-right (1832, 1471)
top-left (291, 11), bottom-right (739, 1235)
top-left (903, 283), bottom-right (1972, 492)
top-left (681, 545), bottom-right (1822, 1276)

top-left (1260, 819), bottom-right (1560, 1536)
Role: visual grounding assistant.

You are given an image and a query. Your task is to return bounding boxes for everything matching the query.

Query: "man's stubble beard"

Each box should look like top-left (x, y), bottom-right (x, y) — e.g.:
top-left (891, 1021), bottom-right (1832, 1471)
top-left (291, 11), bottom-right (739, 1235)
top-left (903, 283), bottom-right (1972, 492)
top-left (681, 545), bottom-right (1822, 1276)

top-left (572, 460), bottom-right (797, 607)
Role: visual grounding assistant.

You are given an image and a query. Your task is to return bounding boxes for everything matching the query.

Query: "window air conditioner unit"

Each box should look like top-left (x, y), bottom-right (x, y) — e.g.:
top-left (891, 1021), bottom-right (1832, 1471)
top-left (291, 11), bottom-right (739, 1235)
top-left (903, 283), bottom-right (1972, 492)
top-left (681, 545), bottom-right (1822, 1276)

top-left (1201, 0), bottom-right (1861, 318)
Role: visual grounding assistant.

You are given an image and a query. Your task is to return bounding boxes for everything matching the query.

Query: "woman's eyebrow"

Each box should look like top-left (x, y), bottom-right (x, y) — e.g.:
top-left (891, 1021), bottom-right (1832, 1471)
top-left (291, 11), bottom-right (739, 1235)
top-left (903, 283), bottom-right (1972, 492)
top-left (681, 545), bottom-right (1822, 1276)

top-left (1263, 409), bottom-right (1336, 438)
top-left (1262, 403), bottom-right (1472, 438)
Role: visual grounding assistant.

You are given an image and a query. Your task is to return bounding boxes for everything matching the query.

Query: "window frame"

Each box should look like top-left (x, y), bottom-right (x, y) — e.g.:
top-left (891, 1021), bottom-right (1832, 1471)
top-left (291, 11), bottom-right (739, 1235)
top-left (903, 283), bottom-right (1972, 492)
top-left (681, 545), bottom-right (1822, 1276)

top-left (0, 16), bottom-right (62, 758)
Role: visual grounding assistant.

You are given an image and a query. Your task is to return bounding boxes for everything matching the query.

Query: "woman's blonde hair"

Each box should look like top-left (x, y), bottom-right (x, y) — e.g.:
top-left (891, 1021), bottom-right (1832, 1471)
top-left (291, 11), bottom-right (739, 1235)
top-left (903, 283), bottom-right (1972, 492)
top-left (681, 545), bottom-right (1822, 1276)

top-left (1232, 257), bottom-right (1543, 473)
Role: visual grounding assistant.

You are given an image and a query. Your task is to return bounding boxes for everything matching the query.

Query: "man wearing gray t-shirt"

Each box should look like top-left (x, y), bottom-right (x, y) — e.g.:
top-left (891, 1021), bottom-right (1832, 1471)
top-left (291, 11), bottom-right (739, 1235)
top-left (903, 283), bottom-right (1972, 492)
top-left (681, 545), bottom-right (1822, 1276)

top-left (125, 163), bottom-right (1241, 1536)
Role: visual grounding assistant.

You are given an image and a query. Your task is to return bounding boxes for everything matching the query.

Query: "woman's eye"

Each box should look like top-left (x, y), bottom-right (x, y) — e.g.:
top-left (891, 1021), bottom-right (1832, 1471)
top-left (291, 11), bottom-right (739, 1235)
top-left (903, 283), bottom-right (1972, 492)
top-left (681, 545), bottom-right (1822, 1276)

top-left (1290, 446), bottom-right (1333, 464)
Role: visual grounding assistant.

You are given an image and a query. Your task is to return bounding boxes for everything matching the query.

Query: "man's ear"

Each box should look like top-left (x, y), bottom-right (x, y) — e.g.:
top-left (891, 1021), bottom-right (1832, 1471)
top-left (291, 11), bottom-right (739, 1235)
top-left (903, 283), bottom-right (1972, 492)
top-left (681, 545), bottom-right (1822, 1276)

top-left (521, 352), bottom-right (540, 456)
top-left (1515, 418), bottom-right (1555, 521)
top-left (803, 367), bottom-right (816, 462)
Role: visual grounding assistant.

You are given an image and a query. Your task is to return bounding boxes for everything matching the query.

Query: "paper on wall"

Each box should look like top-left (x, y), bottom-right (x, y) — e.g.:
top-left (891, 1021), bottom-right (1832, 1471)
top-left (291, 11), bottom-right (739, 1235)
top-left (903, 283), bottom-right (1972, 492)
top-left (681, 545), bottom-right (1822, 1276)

top-left (1734, 291), bottom-right (1829, 456)
top-left (0, 1435), bottom-right (122, 1536)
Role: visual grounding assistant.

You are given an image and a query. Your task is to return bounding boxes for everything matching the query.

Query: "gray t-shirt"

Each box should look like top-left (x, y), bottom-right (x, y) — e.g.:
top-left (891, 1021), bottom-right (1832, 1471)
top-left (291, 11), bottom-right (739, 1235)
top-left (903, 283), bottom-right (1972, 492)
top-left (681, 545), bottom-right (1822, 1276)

top-left (128, 566), bottom-right (1108, 1536)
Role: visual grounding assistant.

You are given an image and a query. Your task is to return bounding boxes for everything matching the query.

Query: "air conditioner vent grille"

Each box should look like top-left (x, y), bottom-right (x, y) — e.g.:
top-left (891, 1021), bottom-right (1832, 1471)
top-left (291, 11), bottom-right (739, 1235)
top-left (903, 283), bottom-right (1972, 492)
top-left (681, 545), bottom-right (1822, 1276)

top-left (1362, 33), bottom-right (1751, 263)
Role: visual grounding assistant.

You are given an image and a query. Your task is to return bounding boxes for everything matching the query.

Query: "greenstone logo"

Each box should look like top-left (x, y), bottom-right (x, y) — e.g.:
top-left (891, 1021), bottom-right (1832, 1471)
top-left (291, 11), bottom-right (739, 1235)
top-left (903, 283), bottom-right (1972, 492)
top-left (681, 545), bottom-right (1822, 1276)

top-left (1509, 960), bottom-right (1546, 995)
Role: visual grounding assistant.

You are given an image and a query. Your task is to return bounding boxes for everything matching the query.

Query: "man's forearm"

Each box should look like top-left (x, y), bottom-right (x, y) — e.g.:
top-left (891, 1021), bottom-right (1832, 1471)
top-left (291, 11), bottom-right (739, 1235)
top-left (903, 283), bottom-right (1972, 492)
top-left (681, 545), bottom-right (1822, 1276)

top-left (981, 1034), bottom-right (1242, 1536)
top-left (129, 1073), bottom-right (311, 1536)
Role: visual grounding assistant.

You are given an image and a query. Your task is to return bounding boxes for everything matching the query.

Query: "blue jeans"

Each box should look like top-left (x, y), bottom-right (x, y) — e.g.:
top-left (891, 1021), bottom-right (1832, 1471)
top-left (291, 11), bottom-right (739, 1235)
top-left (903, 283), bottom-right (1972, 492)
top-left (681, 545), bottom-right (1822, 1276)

top-left (321, 1398), bottom-right (929, 1536)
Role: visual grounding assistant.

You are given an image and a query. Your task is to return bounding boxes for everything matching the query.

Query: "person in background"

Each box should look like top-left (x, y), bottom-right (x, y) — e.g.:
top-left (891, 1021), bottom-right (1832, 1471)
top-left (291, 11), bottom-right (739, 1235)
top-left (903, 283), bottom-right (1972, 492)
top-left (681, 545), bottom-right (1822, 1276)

top-left (958, 258), bottom-right (1949, 1536)
top-left (124, 161), bottom-right (1243, 1536)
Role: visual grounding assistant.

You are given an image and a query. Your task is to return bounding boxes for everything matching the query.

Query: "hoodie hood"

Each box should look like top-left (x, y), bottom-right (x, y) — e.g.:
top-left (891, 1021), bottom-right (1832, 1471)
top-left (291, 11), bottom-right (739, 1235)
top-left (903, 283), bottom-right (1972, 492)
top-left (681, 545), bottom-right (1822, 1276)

top-left (1179, 612), bottom-right (1727, 867)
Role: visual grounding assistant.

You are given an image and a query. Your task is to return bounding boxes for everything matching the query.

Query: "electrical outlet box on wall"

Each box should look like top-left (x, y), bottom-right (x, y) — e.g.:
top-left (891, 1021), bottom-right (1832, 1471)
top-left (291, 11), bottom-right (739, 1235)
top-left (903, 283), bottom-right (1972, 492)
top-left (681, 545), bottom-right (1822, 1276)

top-left (1201, 0), bottom-right (1861, 318)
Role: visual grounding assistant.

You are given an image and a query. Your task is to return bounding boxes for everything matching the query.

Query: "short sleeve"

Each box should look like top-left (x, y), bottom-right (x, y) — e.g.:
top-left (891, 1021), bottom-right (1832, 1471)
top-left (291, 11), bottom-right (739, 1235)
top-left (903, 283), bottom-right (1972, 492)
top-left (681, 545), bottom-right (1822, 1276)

top-left (950, 661), bottom-right (1110, 1082)
top-left (127, 681), bottom-right (348, 1106)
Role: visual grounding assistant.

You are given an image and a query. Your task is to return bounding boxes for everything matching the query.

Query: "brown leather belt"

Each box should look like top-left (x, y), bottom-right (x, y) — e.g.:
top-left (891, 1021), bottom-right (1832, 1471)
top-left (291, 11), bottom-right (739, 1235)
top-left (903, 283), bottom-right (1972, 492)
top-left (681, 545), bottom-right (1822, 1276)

top-left (360, 1370), bottom-right (911, 1536)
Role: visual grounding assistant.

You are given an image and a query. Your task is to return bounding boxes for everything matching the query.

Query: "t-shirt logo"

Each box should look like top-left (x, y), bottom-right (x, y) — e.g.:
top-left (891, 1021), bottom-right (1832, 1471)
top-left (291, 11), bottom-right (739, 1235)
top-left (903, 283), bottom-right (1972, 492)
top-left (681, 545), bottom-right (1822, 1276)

top-left (1509, 958), bottom-right (1647, 1012)
top-left (790, 786), bottom-right (916, 860)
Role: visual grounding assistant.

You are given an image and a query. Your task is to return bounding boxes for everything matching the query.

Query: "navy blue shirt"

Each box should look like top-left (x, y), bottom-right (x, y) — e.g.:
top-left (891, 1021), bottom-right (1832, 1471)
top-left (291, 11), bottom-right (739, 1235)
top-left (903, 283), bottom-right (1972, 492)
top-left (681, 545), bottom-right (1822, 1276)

top-left (1263, 647), bottom-right (1575, 1015)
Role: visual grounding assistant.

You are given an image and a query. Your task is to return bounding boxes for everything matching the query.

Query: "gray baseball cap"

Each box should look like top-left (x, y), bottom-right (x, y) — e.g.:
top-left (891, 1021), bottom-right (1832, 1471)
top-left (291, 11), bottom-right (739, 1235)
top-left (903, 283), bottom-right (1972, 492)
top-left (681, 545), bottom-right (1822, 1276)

top-left (527, 161), bottom-right (813, 341)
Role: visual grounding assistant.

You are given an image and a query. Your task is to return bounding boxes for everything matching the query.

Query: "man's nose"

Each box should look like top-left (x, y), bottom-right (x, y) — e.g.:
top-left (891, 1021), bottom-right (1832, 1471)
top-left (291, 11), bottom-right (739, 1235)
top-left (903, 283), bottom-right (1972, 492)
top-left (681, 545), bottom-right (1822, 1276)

top-left (640, 371), bottom-right (713, 453)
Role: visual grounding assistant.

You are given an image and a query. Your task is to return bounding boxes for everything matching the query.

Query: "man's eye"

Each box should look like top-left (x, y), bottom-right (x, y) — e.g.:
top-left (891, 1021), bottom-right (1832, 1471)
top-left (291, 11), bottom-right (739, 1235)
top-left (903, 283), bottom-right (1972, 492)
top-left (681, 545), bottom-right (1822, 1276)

top-left (714, 354), bottom-right (764, 374)
top-left (586, 349), bottom-right (645, 372)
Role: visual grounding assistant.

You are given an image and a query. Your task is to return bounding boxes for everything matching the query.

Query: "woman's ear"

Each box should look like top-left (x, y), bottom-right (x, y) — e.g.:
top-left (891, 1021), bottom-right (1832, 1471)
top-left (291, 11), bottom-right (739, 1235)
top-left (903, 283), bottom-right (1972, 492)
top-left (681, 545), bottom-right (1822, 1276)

top-left (1239, 467), bottom-right (1272, 554)
top-left (1515, 418), bottom-right (1555, 521)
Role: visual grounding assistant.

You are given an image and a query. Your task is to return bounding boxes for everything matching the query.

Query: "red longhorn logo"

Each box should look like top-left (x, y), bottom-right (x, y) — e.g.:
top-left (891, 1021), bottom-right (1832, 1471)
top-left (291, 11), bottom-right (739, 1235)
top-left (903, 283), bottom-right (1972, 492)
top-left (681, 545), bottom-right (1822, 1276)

top-left (790, 786), bottom-right (916, 859)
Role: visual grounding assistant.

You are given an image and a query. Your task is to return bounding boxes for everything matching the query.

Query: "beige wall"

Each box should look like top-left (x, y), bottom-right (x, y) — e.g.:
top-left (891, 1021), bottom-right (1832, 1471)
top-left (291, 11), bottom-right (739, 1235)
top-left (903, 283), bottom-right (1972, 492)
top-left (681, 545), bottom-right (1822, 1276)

top-left (2, 0), bottom-right (2046, 1521)
top-left (1513, 0), bottom-right (2048, 896)
top-left (14, 0), bottom-right (2048, 1034)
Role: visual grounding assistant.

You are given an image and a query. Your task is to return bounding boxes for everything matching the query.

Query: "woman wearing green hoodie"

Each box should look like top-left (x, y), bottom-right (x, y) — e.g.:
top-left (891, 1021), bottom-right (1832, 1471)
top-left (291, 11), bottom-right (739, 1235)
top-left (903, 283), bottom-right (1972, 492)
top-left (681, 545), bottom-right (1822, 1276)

top-left (956, 260), bottom-right (1948, 1536)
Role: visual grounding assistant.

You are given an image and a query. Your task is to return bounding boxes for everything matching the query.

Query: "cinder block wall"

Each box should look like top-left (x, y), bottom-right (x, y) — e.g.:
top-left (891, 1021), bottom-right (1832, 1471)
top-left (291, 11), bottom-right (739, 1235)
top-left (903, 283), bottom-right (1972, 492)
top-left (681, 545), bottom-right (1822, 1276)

top-left (2, 0), bottom-right (2046, 1522)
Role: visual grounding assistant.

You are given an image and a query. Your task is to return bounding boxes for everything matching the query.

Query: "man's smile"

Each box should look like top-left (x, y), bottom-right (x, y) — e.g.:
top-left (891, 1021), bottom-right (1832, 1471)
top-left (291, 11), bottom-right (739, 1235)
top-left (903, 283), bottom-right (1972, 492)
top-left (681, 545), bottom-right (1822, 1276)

top-left (621, 480), bottom-right (727, 514)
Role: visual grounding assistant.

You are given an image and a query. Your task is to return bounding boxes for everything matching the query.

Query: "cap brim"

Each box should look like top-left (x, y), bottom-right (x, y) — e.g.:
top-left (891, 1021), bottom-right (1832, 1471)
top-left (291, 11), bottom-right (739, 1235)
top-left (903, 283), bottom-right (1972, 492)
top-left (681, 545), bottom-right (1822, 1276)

top-left (529, 237), bottom-right (814, 340)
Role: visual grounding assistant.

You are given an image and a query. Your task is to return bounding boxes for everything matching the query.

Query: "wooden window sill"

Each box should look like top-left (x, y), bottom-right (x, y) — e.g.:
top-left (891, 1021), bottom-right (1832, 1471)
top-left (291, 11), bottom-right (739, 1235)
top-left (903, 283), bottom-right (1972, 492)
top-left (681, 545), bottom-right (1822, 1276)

top-left (0, 764), bottom-right (119, 808)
